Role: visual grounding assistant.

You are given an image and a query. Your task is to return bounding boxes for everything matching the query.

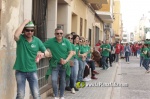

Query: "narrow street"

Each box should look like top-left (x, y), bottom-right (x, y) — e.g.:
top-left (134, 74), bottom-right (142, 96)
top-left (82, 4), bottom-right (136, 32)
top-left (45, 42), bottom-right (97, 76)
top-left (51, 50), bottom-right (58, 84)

top-left (119, 56), bottom-right (150, 99)
top-left (47, 56), bottom-right (150, 99)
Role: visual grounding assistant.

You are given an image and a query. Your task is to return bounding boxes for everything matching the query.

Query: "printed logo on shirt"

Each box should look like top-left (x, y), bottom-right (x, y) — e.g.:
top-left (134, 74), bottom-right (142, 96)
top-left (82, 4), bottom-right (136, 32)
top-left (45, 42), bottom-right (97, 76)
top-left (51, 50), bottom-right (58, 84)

top-left (31, 44), bottom-right (36, 48)
top-left (76, 47), bottom-right (79, 49)
top-left (62, 43), bottom-right (66, 46)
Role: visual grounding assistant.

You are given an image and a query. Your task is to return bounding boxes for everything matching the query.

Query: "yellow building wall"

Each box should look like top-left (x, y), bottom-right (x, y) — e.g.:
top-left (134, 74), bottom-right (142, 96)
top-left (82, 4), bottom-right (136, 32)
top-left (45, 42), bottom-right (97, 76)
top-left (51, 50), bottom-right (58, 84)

top-left (112, 0), bottom-right (122, 39)
top-left (71, 0), bottom-right (87, 36)
top-left (113, 14), bottom-right (120, 35)
top-left (114, 0), bottom-right (120, 13)
top-left (99, 0), bottom-right (110, 12)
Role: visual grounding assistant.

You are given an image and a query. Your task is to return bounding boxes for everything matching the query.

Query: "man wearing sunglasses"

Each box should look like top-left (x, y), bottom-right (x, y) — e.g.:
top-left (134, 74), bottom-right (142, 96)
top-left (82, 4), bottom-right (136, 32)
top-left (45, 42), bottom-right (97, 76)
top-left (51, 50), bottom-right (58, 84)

top-left (13, 19), bottom-right (50, 99)
top-left (44, 28), bottom-right (73, 99)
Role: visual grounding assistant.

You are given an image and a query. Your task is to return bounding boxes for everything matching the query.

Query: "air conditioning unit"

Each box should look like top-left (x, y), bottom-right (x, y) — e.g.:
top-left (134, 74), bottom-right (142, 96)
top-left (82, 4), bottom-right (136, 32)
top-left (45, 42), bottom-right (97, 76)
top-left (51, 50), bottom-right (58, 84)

top-left (104, 24), bottom-right (111, 30)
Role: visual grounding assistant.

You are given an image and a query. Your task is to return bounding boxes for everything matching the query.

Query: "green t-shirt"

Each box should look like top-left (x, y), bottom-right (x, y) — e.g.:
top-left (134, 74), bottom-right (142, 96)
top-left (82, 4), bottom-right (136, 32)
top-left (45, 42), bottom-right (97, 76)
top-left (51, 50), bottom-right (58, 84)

top-left (100, 44), bottom-right (111, 57)
top-left (70, 43), bottom-right (76, 60)
top-left (44, 37), bottom-right (72, 80)
top-left (44, 37), bottom-right (72, 62)
top-left (74, 44), bottom-right (80, 59)
top-left (78, 45), bottom-right (89, 60)
top-left (86, 45), bottom-right (91, 58)
top-left (140, 48), bottom-right (144, 57)
top-left (143, 47), bottom-right (150, 59)
top-left (13, 34), bottom-right (46, 72)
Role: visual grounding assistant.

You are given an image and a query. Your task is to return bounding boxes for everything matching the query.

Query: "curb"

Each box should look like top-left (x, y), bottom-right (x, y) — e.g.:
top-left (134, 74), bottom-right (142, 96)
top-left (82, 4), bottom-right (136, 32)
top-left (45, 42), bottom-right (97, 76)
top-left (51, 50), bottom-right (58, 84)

top-left (104, 62), bottom-right (121, 99)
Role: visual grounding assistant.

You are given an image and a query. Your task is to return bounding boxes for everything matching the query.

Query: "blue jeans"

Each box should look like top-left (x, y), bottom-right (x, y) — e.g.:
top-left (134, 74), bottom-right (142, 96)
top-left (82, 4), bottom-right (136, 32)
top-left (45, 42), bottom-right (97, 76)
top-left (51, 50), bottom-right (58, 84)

top-left (15, 71), bottom-right (41, 99)
top-left (51, 64), bottom-right (66, 97)
top-left (137, 49), bottom-right (140, 56)
top-left (142, 59), bottom-right (150, 71)
top-left (66, 59), bottom-right (79, 88)
top-left (70, 59), bottom-right (79, 88)
top-left (78, 60), bottom-right (86, 81)
top-left (125, 52), bottom-right (130, 62)
top-left (115, 54), bottom-right (119, 62)
top-left (140, 56), bottom-right (144, 66)
top-left (101, 56), bottom-right (108, 69)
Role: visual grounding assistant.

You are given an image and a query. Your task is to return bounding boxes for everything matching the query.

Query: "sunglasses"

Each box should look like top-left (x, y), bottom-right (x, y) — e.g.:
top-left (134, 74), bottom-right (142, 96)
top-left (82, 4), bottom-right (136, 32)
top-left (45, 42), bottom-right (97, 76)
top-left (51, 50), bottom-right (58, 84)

top-left (68, 37), bottom-right (73, 39)
top-left (55, 32), bottom-right (63, 35)
top-left (79, 40), bottom-right (82, 42)
top-left (25, 29), bottom-right (34, 32)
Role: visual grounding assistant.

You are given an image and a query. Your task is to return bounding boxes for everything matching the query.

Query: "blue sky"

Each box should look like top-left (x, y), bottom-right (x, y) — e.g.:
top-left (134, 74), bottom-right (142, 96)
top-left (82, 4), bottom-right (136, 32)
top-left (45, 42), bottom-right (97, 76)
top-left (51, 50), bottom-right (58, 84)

top-left (120, 0), bottom-right (150, 32)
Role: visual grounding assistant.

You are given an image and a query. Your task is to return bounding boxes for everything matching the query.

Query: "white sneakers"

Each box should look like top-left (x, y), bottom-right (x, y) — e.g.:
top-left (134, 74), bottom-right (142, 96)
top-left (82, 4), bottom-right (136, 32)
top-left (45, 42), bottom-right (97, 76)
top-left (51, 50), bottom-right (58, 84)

top-left (71, 88), bottom-right (76, 94)
top-left (83, 77), bottom-right (91, 82)
top-left (54, 97), bottom-right (65, 99)
top-left (60, 97), bottom-right (65, 99)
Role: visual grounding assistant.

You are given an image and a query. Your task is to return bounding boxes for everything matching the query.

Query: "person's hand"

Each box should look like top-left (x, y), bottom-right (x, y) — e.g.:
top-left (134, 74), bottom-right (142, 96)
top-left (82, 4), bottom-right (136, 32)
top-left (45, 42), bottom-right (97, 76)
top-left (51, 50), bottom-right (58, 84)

top-left (86, 64), bottom-right (89, 69)
top-left (24, 19), bottom-right (30, 25)
top-left (83, 53), bottom-right (87, 57)
top-left (35, 52), bottom-right (44, 63)
top-left (60, 58), bottom-right (68, 65)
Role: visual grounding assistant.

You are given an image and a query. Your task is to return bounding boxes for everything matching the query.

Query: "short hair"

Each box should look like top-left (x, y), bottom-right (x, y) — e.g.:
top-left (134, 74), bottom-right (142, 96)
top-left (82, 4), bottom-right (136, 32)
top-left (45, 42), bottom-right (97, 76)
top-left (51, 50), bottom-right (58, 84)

top-left (55, 28), bottom-right (63, 32)
top-left (65, 34), bottom-right (72, 38)
top-left (71, 32), bottom-right (77, 35)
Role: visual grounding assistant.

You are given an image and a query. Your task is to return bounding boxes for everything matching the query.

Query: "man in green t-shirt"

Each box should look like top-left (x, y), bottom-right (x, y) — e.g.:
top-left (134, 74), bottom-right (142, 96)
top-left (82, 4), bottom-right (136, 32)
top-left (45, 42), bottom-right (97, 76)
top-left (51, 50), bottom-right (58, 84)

top-left (44, 28), bottom-right (73, 99)
top-left (142, 42), bottom-right (150, 73)
top-left (13, 19), bottom-right (50, 99)
top-left (100, 40), bottom-right (111, 70)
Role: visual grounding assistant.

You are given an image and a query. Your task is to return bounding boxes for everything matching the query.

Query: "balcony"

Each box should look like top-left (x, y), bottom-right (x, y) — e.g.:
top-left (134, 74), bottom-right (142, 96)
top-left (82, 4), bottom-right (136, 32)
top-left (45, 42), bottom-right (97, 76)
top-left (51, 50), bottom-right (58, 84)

top-left (96, 0), bottom-right (114, 23)
top-left (84, 0), bottom-right (108, 10)
top-left (86, 0), bottom-right (108, 4)
top-left (96, 11), bottom-right (113, 23)
top-left (90, 3), bottom-right (102, 10)
top-left (58, 0), bottom-right (72, 4)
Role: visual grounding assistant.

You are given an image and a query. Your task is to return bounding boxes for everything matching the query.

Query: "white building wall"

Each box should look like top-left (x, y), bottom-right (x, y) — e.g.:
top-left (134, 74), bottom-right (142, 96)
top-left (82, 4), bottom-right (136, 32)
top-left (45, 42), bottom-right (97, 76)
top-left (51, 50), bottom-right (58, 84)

top-left (57, 4), bottom-right (71, 35)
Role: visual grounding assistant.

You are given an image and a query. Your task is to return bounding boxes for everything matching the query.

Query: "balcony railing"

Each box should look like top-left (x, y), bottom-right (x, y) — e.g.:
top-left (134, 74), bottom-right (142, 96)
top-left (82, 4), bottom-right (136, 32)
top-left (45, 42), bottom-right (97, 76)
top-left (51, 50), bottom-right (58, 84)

top-left (86, 0), bottom-right (108, 4)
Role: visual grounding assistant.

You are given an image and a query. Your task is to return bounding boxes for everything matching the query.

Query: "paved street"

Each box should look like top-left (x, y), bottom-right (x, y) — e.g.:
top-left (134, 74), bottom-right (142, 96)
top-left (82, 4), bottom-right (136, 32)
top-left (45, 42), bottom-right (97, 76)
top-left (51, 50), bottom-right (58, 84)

top-left (47, 56), bottom-right (150, 99)
top-left (119, 56), bottom-right (150, 99)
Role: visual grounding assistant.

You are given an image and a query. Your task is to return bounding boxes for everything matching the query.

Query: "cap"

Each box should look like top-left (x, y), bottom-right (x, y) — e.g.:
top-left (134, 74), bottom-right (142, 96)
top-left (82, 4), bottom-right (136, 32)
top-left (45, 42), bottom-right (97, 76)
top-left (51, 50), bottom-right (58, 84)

top-left (25, 21), bottom-right (35, 28)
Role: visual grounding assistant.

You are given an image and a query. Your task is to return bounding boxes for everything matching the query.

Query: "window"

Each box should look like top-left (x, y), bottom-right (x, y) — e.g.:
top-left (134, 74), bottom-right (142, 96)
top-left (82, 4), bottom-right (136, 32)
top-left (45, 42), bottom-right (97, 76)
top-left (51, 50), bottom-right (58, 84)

top-left (95, 26), bottom-right (99, 43)
top-left (80, 18), bottom-right (83, 36)
top-left (32, 0), bottom-right (48, 42)
top-left (88, 29), bottom-right (92, 46)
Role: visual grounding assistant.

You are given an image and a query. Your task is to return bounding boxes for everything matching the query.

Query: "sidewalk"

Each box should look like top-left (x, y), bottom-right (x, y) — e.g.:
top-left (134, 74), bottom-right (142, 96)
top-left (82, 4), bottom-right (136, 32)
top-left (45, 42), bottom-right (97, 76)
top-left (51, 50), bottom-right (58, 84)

top-left (46, 61), bottom-right (120, 99)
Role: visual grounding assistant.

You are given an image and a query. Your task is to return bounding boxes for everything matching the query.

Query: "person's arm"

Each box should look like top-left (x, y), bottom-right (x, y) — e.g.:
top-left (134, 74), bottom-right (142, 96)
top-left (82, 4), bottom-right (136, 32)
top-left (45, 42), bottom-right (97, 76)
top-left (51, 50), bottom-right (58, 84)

top-left (65, 51), bottom-right (74, 62)
top-left (44, 49), bottom-right (52, 58)
top-left (106, 45), bottom-right (111, 52)
top-left (78, 50), bottom-right (84, 58)
top-left (60, 51), bottom-right (74, 65)
top-left (36, 50), bottom-right (52, 62)
top-left (14, 19), bottom-right (30, 41)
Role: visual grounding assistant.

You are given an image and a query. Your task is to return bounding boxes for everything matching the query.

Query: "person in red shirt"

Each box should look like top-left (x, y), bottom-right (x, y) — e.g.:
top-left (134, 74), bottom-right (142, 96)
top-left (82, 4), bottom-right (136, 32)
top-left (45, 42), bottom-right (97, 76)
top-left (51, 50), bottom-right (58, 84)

top-left (115, 41), bottom-right (121, 62)
top-left (95, 40), bottom-right (102, 52)
top-left (120, 44), bottom-right (125, 58)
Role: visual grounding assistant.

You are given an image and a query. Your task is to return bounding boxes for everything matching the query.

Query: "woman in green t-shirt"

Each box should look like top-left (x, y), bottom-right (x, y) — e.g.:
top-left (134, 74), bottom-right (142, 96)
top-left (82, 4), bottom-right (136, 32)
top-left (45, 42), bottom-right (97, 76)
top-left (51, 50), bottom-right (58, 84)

top-left (78, 37), bottom-right (89, 81)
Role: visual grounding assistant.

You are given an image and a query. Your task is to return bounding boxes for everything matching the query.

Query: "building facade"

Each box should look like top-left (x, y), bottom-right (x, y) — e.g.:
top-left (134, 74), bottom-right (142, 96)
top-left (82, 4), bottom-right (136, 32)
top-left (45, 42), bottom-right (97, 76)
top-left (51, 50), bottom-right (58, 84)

top-left (112, 0), bottom-right (122, 43)
top-left (0, 0), bottom-right (112, 99)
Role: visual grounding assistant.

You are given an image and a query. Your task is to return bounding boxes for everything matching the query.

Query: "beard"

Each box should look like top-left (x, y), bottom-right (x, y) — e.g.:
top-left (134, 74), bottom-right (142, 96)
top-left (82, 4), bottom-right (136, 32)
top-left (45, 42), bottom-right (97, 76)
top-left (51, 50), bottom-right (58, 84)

top-left (24, 33), bottom-right (33, 38)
